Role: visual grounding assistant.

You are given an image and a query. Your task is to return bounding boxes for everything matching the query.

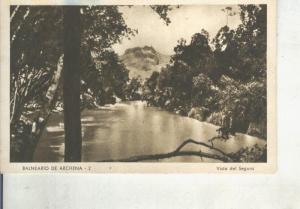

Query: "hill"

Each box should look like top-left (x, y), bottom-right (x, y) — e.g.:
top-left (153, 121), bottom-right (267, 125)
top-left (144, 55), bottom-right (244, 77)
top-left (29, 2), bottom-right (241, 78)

top-left (120, 46), bottom-right (170, 79)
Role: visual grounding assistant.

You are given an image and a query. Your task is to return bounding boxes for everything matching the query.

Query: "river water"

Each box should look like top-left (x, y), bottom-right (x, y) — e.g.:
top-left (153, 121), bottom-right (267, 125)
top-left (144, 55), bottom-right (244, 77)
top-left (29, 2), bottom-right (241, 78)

top-left (33, 101), bottom-right (266, 162)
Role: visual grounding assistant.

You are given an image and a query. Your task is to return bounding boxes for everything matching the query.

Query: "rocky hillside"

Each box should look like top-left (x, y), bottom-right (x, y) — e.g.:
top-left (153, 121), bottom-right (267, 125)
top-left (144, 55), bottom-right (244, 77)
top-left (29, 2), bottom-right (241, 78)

top-left (121, 46), bottom-right (170, 79)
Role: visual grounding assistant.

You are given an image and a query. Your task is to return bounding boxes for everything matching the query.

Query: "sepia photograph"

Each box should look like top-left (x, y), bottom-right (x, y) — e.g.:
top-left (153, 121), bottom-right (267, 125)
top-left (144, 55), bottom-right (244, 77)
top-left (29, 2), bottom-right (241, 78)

top-left (5, 1), bottom-right (276, 170)
top-left (5, 0), bottom-right (300, 208)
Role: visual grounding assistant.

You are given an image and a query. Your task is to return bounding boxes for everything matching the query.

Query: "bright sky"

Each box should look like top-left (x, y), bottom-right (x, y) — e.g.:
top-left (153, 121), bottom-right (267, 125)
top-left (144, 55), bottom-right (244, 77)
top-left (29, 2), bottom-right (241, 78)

top-left (112, 5), bottom-right (241, 55)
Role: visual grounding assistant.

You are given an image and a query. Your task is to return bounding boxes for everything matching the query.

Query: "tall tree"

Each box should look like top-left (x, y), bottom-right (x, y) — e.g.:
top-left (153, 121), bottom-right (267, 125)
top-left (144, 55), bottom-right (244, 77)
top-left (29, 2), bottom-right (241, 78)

top-left (63, 6), bottom-right (82, 162)
top-left (10, 5), bottom-right (173, 161)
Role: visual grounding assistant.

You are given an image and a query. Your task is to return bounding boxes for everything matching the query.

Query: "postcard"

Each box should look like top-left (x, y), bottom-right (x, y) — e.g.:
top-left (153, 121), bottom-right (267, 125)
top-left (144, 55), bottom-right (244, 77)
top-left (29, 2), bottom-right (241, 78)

top-left (0, 0), bottom-right (276, 173)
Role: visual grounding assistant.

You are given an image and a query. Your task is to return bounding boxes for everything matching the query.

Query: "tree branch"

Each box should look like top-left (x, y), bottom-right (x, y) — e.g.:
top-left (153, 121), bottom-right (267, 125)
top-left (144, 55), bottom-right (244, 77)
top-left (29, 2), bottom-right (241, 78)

top-left (98, 137), bottom-right (234, 162)
top-left (174, 138), bottom-right (227, 156)
top-left (10, 6), bottom-right (20, 21)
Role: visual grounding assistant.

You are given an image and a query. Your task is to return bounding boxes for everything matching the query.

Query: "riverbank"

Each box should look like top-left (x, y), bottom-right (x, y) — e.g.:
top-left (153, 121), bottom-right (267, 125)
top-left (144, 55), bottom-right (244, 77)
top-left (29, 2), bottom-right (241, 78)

top-left (11, 101), bottom-right (266, 162)
top-left (34, 101), bottom-right (266, 162)
top-left (143, 101), bottom-right (267, 140)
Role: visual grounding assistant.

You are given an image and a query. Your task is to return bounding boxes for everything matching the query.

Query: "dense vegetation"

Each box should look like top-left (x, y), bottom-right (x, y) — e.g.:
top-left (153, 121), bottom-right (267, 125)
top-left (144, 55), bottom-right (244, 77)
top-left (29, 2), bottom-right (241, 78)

top-left (10, 6), bottom-right (134, 161)
top-left (10, 5), bottom-right (267, 162)
top-left (142, 5), bottom-right (267, 139)
top-left (10, 5), bottom-right (172, 161)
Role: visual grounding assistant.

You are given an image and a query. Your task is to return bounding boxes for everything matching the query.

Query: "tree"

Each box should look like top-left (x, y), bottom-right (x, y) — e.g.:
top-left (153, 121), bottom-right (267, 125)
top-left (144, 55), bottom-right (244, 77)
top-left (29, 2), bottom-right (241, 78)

top-left (10, 5), bottom-right (174, 161)
top-left (171, 31), bottom-right (216, 79)
top-left (142, 5), bottom-right (267, 138)
top-left (63, 6), bottom-right (82, 162)
top-left (148, 30), bottom-right (215, 111)
top-left (10, 6), bottom-right (63, 125)
top-left (213, 5), bottom-right (266, 82)
top-left (213, 5), bottom-right (267, 134)
top-left (221, 7), bottom-right (237, 25)
top-left (125, 77), bottom-right (142, 100)
top-left (191, 73), bottom-right (214, 108)
top-left (80, 49), bottom-right (129, 107)
top-left (10, 6), bottom-right (136, 161)
top-left (62, 5), bottom-right (174, 161)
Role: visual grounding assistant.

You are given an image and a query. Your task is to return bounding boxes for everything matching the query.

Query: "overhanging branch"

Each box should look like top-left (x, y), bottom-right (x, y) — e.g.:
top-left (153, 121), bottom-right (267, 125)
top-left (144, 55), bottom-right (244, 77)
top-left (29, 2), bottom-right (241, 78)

top-left (99, 137), bottom-right (234, 162)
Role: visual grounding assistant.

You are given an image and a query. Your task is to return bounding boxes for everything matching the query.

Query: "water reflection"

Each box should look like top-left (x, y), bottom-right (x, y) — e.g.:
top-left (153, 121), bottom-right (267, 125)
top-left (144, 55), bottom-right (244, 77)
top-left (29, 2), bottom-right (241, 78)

top-left (33, 101), bottom-right (266, 162)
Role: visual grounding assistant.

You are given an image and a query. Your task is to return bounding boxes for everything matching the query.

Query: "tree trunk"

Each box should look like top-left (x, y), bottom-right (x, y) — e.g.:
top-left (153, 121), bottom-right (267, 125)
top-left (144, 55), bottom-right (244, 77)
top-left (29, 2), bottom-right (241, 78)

top-left (10, 55), bottom-right (64, 162)
top-left (63, 7), bottom-right (82, 162)
top-left (10, 81), bottom-right (19, 124)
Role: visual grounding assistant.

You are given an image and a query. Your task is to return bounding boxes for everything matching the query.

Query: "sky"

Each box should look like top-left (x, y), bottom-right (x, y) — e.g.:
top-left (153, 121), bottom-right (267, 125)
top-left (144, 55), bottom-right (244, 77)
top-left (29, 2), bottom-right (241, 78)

top-left (112, 5), bottom-right (241, 55)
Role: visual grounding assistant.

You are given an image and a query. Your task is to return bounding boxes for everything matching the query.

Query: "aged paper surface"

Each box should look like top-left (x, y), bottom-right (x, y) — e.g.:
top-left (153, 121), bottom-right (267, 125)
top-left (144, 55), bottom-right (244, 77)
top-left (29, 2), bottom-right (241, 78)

top-left (0, 0), bottom-right (276, 173)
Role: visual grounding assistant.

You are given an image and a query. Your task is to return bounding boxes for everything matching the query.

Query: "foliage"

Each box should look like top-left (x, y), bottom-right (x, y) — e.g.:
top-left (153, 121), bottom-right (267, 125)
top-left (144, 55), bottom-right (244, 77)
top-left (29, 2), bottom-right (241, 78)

top-left (213, 5), bottom-right (266, 81)
top-left (10, 4), bottom-right (174, 121)
top-left (171, 31), bottom-right (215, 78)
top-left (81, 6), bottom-right (137, 54)
top-left (228, 144), bottom-right (267, 162)
top-left (10, 4), bottom-right (267, 162)
top-left (143, 5), bottom-right (267, 138)
top-left (10, 6), bottom-right (135, 122)
top-left (191, 73), bottom-right (217, 110)
top-left (149, 5), bottom-right (174, 25)
top-left (81, 49), bottom-right (129, 106)
top-left (10, 6), bottom-right (136, 161)
top-left (125, 77), bottom-right (143, 101)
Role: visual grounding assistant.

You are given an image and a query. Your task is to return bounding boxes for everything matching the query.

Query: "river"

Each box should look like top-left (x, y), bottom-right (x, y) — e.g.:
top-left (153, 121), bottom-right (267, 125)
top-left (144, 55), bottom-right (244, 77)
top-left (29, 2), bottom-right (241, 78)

top-left (33, 101), bottom-right (266, 162)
